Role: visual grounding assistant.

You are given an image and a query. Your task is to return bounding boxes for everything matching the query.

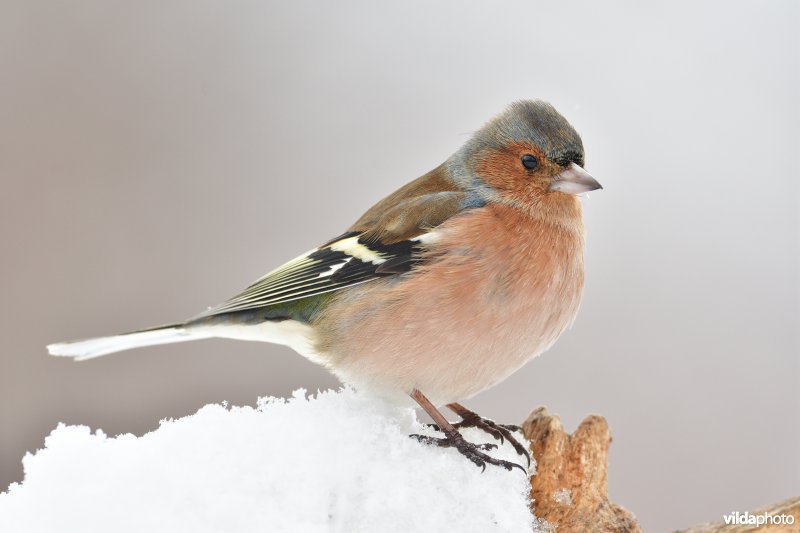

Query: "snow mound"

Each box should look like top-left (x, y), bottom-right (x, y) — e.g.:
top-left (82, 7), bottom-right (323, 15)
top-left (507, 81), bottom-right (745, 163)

top-left (0, 388), bottom-right (541, 532)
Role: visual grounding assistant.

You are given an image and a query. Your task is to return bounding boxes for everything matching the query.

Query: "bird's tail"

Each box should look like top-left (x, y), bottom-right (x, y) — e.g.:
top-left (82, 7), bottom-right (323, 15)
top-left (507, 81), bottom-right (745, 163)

top-left (47, 323), bottom-right (210, 361)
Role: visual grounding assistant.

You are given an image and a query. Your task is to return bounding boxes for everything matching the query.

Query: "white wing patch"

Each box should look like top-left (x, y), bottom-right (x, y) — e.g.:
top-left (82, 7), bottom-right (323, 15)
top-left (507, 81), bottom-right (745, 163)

top-left (318, 258), bottom-right (352, 278)
top-left (411, 230), bottom-right (443, 245)
top-left (330, 236), bottom-right (387, 265)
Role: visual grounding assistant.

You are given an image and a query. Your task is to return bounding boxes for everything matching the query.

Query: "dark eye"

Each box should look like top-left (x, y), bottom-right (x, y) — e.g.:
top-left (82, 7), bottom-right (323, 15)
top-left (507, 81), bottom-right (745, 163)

top-left (521, 154), bottom-right (539, 171)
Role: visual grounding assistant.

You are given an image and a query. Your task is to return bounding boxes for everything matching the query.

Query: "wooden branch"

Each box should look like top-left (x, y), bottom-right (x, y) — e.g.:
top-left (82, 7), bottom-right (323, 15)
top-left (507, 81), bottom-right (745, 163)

top-left (522, 406), bottom-right (641, 532)
top-left (522, 407), bottom-right (798, 533)
top-left (675, 496), bottom-right (800, 533)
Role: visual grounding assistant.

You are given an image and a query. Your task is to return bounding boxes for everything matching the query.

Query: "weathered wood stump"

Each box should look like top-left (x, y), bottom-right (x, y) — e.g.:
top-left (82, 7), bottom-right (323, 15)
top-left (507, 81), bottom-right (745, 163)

top-left (522, 407), bottom-right (799, 532)
top-left (522, 406), bottom-right (642, 532)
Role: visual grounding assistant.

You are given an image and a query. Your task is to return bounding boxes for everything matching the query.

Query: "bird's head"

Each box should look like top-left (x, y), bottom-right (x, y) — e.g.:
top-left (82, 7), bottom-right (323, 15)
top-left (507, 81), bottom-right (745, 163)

top-left (448, 100), bottom-right (601, 212)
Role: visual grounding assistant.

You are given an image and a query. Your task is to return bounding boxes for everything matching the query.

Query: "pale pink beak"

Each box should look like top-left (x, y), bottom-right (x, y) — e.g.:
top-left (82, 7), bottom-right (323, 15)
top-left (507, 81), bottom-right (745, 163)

top-left (548, 163), bottom-right (602, 195)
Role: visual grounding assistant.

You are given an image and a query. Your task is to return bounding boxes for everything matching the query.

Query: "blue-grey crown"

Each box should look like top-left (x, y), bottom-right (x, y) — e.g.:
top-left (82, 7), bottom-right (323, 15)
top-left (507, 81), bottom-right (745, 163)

top-left (447, 100), bottom-right (585, 192)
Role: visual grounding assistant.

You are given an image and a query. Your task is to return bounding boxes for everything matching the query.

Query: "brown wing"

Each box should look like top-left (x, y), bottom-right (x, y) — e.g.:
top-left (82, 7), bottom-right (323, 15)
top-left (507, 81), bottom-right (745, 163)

top-left (349, 164), bottom-right (461, 238)
top-left (196, 165), bottom-right (474, 317)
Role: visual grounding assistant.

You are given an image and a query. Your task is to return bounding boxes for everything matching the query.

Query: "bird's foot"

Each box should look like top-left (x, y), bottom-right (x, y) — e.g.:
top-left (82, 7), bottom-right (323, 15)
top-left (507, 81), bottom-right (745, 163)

top-left (409, 431), bottom-right (526, 473)
top-left (447, 406), bottom-right (531, 467)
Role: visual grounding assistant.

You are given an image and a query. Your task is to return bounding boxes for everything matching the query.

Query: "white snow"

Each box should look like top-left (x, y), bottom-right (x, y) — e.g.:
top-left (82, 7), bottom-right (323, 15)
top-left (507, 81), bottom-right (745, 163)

top-left (0, 388), bottom-right (542, 532)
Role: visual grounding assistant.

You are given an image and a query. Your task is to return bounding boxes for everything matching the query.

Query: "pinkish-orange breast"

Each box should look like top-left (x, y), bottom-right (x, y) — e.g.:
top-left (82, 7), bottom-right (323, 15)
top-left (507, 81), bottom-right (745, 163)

top-left (315, 202), bottom-right (586, 405)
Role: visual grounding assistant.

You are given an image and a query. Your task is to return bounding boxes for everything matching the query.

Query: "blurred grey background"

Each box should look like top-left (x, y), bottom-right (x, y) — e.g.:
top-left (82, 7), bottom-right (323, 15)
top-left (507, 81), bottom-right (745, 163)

top-left (1, 1), bottom-right (798, 530)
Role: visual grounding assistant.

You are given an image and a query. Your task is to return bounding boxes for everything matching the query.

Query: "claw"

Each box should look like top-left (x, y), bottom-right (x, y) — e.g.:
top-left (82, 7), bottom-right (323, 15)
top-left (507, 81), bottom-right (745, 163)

top-left (409, 432), bottom-right (526, 474)
top-left (454, 413), bottom-right (506, 444)
top-left (448, 406), bottom-right (531, 467)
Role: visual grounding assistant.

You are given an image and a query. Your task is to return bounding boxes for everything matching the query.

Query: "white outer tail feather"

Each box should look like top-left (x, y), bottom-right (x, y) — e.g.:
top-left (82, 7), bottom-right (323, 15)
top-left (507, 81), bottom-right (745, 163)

top-left (47, 320), bottom-right (320, 362)
top-left (47, 326), bottom-right (209, 361)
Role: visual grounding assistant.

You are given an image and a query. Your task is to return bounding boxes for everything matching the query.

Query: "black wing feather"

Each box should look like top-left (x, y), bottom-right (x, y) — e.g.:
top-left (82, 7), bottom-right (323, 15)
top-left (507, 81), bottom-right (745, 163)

top-left (196, 233), bottom-right (424, 318)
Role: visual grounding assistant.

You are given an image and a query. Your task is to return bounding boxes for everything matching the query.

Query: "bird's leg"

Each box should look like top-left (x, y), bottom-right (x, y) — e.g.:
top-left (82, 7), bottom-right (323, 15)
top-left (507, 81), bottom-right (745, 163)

top-left (408, 389), bottom-right (525, 473)
top-left (446, 403), bottom-right (531, 466)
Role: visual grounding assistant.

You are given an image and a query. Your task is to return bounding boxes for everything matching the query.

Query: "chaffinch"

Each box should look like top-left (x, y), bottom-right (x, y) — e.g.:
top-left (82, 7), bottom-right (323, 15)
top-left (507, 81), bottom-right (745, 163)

top-left (49, 100), bottom-right (602, 471)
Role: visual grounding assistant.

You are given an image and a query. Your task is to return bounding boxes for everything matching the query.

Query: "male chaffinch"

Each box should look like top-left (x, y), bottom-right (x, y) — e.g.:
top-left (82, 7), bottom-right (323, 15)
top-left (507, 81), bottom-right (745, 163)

top-left (49, 100), bottom-right (602, 471)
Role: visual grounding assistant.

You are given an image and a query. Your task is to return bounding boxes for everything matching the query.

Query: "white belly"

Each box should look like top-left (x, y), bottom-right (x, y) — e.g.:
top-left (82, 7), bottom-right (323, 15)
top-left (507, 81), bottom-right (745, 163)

top-left (200, 320), bottom-right (327, 366)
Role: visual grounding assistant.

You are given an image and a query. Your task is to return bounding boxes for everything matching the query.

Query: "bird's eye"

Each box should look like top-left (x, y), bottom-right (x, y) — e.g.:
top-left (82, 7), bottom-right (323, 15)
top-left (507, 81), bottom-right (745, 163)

top-left (521, 154), bottom-right (539, 171)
